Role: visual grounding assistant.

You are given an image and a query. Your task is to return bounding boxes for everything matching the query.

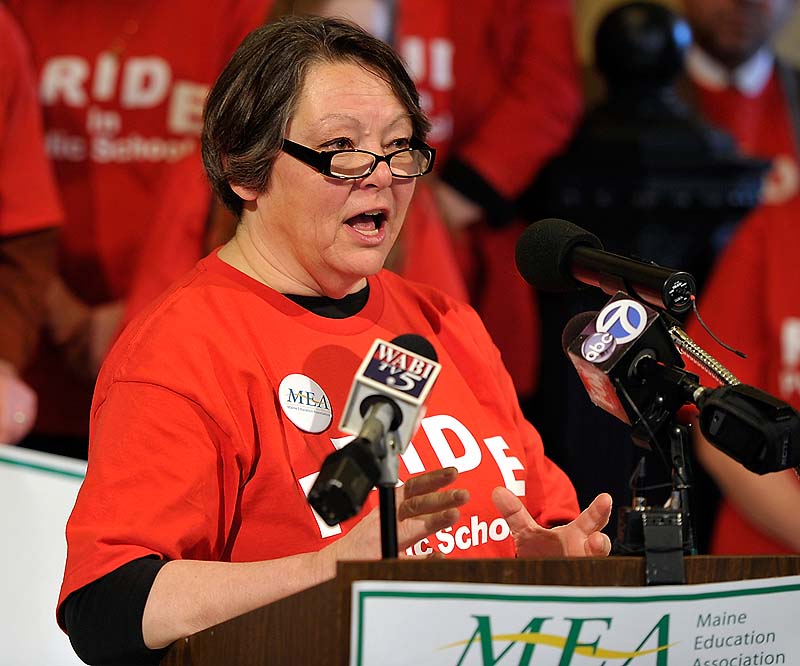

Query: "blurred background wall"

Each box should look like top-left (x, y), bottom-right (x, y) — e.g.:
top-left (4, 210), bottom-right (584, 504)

top-left (575, 0), bottom-right (800, 67)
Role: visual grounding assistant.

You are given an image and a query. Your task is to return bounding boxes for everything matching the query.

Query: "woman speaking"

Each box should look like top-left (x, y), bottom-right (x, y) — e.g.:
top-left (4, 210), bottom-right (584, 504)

top-left (56, 16), bottom-right (612, 664)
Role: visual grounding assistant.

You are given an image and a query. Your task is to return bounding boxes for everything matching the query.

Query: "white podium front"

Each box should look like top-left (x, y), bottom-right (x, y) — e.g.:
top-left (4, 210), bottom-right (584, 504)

top-left (0, 446), bottom-right (86, 665)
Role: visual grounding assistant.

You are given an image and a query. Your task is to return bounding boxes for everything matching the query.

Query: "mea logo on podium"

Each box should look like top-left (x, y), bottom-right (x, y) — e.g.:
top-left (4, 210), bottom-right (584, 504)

top-left (447, 613), bottom-right (672, 665)
top-left (352, 578), bottom-right (797, 666)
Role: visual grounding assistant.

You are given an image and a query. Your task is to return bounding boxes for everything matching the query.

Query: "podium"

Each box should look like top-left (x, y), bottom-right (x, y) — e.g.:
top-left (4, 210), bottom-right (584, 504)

top-left (160, 555), bottom-right (800, 666)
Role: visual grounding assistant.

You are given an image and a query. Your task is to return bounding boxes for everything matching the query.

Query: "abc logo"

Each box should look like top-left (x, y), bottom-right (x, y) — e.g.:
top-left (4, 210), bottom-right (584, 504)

top-left (595, 299), bottom-right (648, 344)
top-left (581, 331), bottom-right (616, 364)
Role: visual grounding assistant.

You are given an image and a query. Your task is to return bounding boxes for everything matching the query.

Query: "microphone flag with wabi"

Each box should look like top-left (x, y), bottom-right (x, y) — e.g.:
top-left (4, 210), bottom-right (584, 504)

top-left (308, 335), bottom-right (441, 526)
top-left (339, 336), bottom-right (441, 451)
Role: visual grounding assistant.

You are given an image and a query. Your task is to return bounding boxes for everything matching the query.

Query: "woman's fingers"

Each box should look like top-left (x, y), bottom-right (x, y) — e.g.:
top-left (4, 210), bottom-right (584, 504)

top-left (491, 486), bottom-right (537, 534)
top-left (398, 506), bottom-right (461, 550)
top-left (491, 487), bottom-right (614, 558)
top-left (395, 467), bottom-right (468, 549)
top-left (397, 487), bottom-right (469, 521)
top-left (400, 466), bottom-right (459, 500)
top-left (586, 530), bottom-right (612, 556)
top-left (397, 467), bottom-right (467, 523)
top-left (572, 493), bottom-right (613, 536)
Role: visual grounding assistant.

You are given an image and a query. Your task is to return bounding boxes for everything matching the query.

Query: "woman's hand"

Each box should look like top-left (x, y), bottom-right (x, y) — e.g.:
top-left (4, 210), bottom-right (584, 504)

top-left (322, 467), bottom-right (468, 564)
top-left (492, 487), bottom-right (612, 558)
top-left (145, 468), bottom-right (469, 649)
top-left (396, 466), bottom-right (469, 551)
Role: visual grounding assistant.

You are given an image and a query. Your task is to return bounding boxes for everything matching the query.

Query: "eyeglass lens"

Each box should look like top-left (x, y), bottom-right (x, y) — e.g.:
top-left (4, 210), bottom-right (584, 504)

top-left (329, 149), bottom-right (431, 178)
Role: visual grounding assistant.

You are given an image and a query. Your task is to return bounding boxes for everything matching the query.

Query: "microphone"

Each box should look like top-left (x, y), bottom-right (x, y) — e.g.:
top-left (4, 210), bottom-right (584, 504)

top-left (308, 335), bottom-right (441, 526)
top-left (561, 295), bottom-right (687, 449)
top-left (695, 384), bottom-right (800, 474)
top-left (515, 218), bottom-right (697, 314)
top-left (563, 304), bottom-right (800, 474)
top-left (338, 334), bottom-right (440, 450)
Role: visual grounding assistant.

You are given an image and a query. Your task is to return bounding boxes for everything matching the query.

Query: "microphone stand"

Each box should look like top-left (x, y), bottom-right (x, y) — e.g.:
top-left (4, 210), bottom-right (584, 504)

top-left (355, 402), bottom-right (402, 559)
top-left (616, 359), bottom-right (699, 583)
top-left (375, 431), bottom-right (401, 559)
top-left (667, 422), bottom-right (696, 556)
top-left (305, 401), bottom-right (405, 556)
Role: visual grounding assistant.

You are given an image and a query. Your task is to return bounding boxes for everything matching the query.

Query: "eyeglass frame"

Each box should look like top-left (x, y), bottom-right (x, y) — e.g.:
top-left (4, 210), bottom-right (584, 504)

top-left (280, 137), bottom-right (436, 180)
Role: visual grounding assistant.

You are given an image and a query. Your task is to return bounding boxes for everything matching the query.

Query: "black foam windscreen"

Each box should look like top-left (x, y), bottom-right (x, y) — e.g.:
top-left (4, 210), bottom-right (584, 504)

top-left (515, 218), bottom-right (604, 292)
top-left (391, 333), bottom-right (438, 362)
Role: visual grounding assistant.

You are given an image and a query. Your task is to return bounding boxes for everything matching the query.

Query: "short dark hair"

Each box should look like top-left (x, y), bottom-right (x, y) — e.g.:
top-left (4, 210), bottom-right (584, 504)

top-left (202, 15), bottom-right (431, 216)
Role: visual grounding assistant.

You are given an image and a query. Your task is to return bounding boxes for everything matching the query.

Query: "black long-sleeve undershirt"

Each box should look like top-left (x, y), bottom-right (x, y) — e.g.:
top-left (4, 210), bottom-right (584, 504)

top-left (61, 556), bottom-right (169, 665)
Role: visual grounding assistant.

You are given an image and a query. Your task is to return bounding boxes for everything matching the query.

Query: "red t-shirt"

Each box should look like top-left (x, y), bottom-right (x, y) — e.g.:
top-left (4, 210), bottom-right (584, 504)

top-left (58, 254), bottom-right (579, 618)
top-left (394, 0), bottom-right (582, 396)
top-left (689, 62), bottom-right (800, 554)
top-left (8, 0), bottom-right (271, 303)
top-left (0, 6), bottom-right (61, 236)
top-left (9, 0), bottom-right (271, 436)
top-left (686, 200), bottom-right (800, 554)
top-left (693, 71), bottom-right (800, 208)
top-left (396, 0), bottom-right (581, 199)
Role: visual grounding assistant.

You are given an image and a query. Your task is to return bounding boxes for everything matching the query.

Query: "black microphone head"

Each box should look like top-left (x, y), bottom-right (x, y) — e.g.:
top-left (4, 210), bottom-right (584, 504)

top-left (391, 333), bottom-right (438, 362)
top-left (515, 218), bottom-right (603, 291)
top-left (308, 438), bottom-right (381, 525)
top-left (561, 311), bottom-right (600, 353)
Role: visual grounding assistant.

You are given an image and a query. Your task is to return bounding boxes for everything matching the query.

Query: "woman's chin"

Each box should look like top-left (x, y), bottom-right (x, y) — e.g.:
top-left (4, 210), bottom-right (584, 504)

top-left (343, 247), bottom-right (392, 275)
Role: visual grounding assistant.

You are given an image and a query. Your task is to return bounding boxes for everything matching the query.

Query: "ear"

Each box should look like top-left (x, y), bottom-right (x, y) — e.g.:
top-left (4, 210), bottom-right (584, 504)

top-left (230, 184), bottom-right (260, 201)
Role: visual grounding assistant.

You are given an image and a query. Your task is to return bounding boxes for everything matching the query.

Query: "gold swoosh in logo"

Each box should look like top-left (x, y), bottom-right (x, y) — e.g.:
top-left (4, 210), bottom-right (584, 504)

top-left (441, 632), bottom-right (675, 659)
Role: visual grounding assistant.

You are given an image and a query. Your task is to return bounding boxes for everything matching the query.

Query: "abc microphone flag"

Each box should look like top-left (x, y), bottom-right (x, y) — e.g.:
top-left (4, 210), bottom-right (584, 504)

top-left (564, 293), bottom-right (684, 448)
top-left (339, 337), bottom-right (441, 452)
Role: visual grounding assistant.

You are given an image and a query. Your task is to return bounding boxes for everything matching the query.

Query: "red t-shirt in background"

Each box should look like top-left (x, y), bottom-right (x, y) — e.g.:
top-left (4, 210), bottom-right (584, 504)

top-left (8, 0), bottom-right (270, 304)
top-left (394, 0), bottom-right (583, 396)
top-left (686, 200), bottom-right (800, 555)
top-left (9, 0), bottom-right (271, 436)
top-left (0, 6), bottom-right (61, 236)
top-left (395, 0), bottom-right (581, 198)
top-left (688, 61), bottom-right (800, 554)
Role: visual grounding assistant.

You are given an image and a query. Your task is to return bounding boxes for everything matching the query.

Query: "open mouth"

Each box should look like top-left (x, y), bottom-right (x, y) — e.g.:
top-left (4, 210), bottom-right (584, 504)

top-left (344, 210), bottom-right (387, 237)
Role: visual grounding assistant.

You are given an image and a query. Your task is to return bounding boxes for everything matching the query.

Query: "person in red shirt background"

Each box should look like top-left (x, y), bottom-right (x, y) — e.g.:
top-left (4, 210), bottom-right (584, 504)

top-left (0, 6), bottom-right (62, 445)
top-left (688, 200), bottom-right (800, 555)
top-left (8, 0), bottom-right (274, 457)
top-left (683, 0), bottom-right (799, 215)
top-left (400, 0), bottom-right (583, 400)
top-left (682, 0), bottom-right (800, 554)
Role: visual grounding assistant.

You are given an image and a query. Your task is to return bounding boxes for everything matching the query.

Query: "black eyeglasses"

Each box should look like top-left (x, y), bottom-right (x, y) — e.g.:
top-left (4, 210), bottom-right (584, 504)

top-left (281, 137), bottom-right (436, 179)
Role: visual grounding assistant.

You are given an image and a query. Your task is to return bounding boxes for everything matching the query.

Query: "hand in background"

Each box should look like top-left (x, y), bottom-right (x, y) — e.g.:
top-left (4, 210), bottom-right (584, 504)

top-left (87, 301), bottom-right (124, 375)
top-left (430, 178), bottom-right (484, 231)
top-left (0, 360), bottom-right (37, 444)
top-left (493, 487), bottom-right (612, 558)
top-left (45, 278), bottom-right (123, 379)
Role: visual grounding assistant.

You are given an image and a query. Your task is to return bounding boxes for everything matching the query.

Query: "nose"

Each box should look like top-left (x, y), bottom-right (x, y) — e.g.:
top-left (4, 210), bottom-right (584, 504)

top-left (360, 159), bottom-right (393, 189)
